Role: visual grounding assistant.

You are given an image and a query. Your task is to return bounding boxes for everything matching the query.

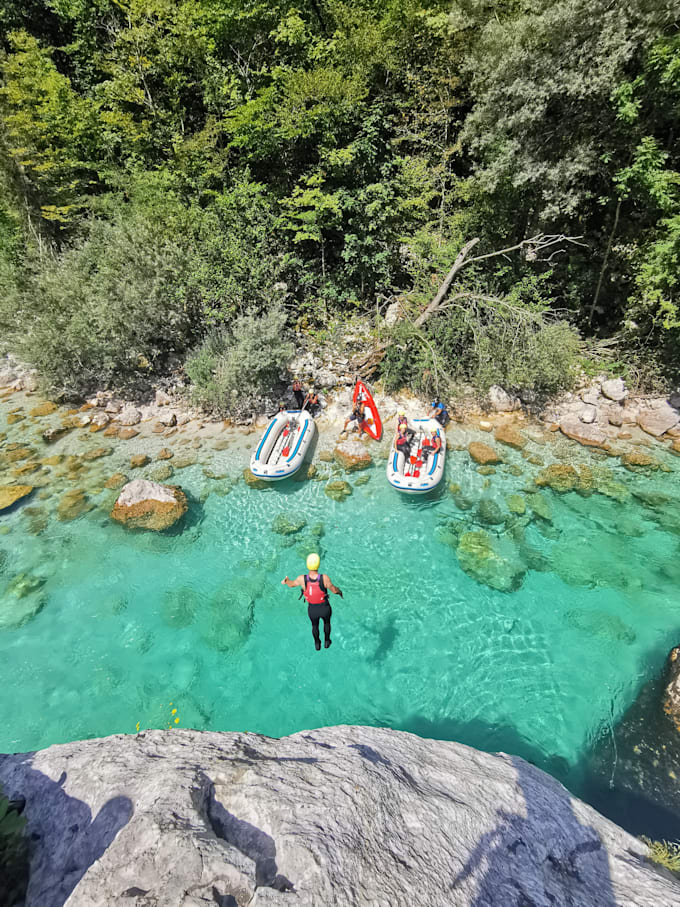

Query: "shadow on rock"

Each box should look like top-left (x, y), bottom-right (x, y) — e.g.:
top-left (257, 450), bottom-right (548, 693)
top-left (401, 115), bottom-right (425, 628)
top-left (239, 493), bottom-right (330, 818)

top-left (0, 756), bottom-right (132, 906)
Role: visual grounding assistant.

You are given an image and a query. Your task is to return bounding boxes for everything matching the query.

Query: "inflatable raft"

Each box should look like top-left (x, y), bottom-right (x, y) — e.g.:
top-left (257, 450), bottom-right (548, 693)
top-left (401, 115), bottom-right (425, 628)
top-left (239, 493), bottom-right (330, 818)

top-left (386, 417), bottom-right (446, 494)
top-left (250, 410), bottom-right (315, 481)
top-left (353, 380), bottom-right (382, 441)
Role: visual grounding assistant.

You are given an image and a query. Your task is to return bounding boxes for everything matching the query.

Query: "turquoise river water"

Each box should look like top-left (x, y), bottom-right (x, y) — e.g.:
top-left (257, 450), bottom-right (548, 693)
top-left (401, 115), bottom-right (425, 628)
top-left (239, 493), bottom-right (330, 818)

top-left (1, 393), bottom-right (680, 836)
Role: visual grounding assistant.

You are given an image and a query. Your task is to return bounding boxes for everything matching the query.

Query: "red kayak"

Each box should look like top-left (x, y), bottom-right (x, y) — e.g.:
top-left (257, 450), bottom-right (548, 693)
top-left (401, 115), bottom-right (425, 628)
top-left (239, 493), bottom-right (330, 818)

top-left (353, 380), bottom-right (382, 441)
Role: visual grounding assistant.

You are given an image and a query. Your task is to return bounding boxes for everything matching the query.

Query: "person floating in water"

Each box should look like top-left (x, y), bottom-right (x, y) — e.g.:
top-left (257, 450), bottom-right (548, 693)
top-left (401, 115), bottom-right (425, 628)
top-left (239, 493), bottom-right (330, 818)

top-left (281, 553), bottom-right (343, 650)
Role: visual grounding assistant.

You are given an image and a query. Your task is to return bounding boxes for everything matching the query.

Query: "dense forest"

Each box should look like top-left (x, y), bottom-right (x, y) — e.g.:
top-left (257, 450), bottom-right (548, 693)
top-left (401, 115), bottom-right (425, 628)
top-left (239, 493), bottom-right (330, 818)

top-left (0, 0), bottom-right (678, 410)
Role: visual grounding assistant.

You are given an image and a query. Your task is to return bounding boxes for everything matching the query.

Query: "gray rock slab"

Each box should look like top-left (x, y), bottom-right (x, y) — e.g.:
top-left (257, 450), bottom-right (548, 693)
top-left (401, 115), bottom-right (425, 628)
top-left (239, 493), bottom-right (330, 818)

top-left (601, 378), bottom-right (627, 403)
top-left (0, 726), bottom-right (678, 906)
top-left (638, 404), bottom-right (680, 437)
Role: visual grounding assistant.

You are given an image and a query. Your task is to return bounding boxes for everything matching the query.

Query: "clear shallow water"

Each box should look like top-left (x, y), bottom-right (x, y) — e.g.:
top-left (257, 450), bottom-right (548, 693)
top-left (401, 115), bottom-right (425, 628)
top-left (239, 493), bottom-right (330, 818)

top-left (1, 397), bottom-right (680, 832)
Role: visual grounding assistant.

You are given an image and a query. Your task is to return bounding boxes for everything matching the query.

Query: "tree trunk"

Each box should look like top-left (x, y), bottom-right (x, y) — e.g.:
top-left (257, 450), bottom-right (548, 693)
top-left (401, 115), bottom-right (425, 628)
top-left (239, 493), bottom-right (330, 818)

top-left (414, 238), bottom-right (480, 327)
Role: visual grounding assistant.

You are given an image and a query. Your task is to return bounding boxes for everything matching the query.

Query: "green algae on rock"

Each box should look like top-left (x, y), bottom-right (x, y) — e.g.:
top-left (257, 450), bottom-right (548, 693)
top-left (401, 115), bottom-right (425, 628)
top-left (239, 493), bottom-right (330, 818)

top-left (0, 572), bottom-right (47, 629)
top-left (111, 479), bottom-right (188, 531)
top-left (272, 513), bottom-right (307, 536)
top-left (324, 480), bottom-right (352, 502)
top-left (456, 530), bottom-right (526, 593)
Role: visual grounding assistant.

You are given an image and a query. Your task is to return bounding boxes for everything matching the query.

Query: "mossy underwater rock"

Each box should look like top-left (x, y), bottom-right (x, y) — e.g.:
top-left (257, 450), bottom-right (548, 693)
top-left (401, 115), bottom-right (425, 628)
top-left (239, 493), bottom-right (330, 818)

top-left (0, 572), bottom-right (47, 629)
top-left (243, 468), bottom-right (269, 489)
top-left (476, 498), bottom-right (504, 525)
top-left (324, 480), bottom-right (352, 502)
top-left (334, 440), bottom-right (373, 472)
top-left (620, 450), bottom-right (660, 473)
top-left (0, 485), bottom-right (33, 511)
top-left (161, 586), bottom-right (202, 629)
top-left (199, 587), bottom-right (254, 653)
top-left (111, 479), bottom-right (188, 531)
top-left (468, 442), bottom-right (502, 465)
top-left (456, 530), bottom-right (526, 593)
top-left (494, 424), bottom-right (527, 450)
top-left (272, 513), bottom-right (307, 536)
top-left (57, 489), bottom-right (93, 522)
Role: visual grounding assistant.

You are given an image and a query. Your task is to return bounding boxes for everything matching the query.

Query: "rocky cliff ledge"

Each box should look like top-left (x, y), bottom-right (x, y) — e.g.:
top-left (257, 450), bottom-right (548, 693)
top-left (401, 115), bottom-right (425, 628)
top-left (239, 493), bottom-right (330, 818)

top-left (0, 726), bottom-right (677, 906)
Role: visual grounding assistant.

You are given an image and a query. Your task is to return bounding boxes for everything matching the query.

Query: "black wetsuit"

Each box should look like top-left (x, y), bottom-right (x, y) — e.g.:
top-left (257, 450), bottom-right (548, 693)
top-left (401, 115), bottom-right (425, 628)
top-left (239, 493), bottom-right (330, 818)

top-left (305, 574), bottom-right (331, 646)
top-left (293, 388), bottom-right (304, 408)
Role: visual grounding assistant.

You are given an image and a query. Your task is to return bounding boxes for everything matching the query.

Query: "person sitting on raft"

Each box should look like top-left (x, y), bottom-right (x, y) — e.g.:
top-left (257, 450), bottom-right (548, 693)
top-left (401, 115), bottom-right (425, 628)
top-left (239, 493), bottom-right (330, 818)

top-left (422, 428), bottom-right (442, 459)
top-left (303, 389), bottom-right (321, 417)
top-left (428, 399), bottom-right (450, 426)
top-left (342, 399), bottom-right (366, 436)
top-left (395, 421), bottom-right (412, 459)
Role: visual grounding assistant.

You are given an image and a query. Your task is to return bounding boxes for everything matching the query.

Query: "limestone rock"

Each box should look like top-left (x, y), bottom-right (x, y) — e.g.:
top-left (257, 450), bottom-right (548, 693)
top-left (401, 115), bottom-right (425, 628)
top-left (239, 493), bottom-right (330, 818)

top-left (493, 424), bottom-right (526, 450)
top-left (155, 389), bottom-right (172, 406)
top-left (104, 473), bottom-right (128, 491)
top-left (1, 726), bottom-right (676, 907)
top-left (90, 411), bottom-right (110, 430)
top-left (334, 440), bottom-right (372, 472)
top-left (319, 451), bottom-right (333, 463)
top-left (118, 406), bottom-right (142, 426)
top-left (57, 489), bottom-right (92, 521)
top-left (150, 464), bottom-right (174, 482)
top-left (487, 385), bottom-right (520, 412)
top-left (157, 448), bottom-right (174, 460)
top-left (527, 492), bottom-right (552, 523)
top-left (468, 442), bottom-right (501, 465)
top-left (29, 401), bottom-right (58, 418)
top-left (118, 428), bottom-right (140, 441)
top-left (558, 418), bottom-right (608, 448)
top-left (579, 404), bottom-right (597, 424)
top-left (42, 425), bottom-right (72, 444)
top-left (456, 530), bottom-right (525, 592)
top-left (637, 404), bottom-right (680, 437)
top-left (130, 454), bottom-right (150, 469)
top-left (601, 377), bottom-right (627, 403)
top-left (671, 439), bottom-right (680, 456)
top-left (535, 464), bottom-right (580, 494)
top-left (159, 410), bottom-right (177, 427)
top-left (476, 498), bottom-right (504, 525)
top-left (324, 480), bottom-right (352, 502)
top-left (580, 387), bottom-right (600, 406)
top-left (506, 494), bottom-right (526, 515)
top-left (111, 480), bottom-right (187, 531)
top-left (173, 454), bottom-right (198, 469)
top-left (606, 406), bottom-right (624, 427)
top-left (81, 446), bottom-right (112, 462)
top-left (0, 485), bottom-right (33, 511)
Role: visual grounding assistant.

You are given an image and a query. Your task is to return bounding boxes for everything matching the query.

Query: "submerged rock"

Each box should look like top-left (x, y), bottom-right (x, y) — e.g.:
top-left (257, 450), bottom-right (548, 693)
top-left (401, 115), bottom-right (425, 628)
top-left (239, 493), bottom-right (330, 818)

top-left (161, 587), bottom-right (201, 629)
top-left (57, 489), bottom-right (92, 521)
top-left (620, 450), bottom-right (660, 473)
top-left (535, 464), bottom-right (580, 494)
top-left (104, 472), bottom-right (128, 491)
top-left (0, 485), bottom-right (33, 511)
top-left (334, 440), bottom-right (372, 472)
top-left (456, 530), bottom-right (526, 592)
top-left (272, 513), bottom-right (307, 536)
top-left (324, 480), bottom-right (352, 502)
top-left (493, 424), bottom-right (527, 450)
top-left (243, 468), bottom-right (269, 489)
top-left (42, 425), bottom-right (72, 444)
top-left (566, 609), bottom-right (636, 646)
top-left (199, 587), bottom-right (253, 653)
top-left (118, 406), bottom-right (141, 426)
top-left (476, 498), bottom-right (504, 525)
top-left (468, 442), bottom-right (501, 465)
top-left (637, 404), bottom-right (679, 437)
top-left (111, 480), bottom-right (187, 531)
top-left (559, 419), bottom-right (609, 448)
top-left (0, 572), bottom-right (47, 629)
top-left (130, 454), bottom-right (150, 469)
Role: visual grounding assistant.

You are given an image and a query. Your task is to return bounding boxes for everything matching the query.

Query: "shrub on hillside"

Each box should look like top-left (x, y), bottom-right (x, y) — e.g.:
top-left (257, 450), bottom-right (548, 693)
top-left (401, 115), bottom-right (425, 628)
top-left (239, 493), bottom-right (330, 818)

top-left (4, 217), bottom-right (201, 396)
top-left (185, 307), bottom-right (294, 416)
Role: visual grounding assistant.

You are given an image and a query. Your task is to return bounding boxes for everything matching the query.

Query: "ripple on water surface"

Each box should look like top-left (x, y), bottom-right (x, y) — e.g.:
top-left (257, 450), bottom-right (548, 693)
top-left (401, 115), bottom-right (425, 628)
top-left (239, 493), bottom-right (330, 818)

top-left (1, 400), bottom-right (680, 799)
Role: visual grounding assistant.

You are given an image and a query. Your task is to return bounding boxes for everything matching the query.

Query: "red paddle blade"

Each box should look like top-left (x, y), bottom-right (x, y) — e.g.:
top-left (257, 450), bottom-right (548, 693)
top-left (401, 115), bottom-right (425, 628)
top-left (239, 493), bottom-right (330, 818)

top-left (282, 446), bottom-right (290, 456)
top-left (414, 470), bottom-right (420, 477)
top-left (283, 429), bottom-right (289, 436)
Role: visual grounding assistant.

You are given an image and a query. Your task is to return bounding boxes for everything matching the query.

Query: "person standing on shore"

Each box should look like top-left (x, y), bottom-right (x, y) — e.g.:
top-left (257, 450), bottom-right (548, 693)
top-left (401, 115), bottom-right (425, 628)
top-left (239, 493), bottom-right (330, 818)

top-left (292, 378), bottom-right (305, 409)
top-left (281, 553), bottom-right (343, 650)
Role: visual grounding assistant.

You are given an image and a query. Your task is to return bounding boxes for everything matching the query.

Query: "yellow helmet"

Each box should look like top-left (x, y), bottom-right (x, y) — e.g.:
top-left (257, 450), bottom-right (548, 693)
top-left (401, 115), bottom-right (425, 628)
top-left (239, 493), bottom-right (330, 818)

top-left (306, 553), bottom-right (320, 571)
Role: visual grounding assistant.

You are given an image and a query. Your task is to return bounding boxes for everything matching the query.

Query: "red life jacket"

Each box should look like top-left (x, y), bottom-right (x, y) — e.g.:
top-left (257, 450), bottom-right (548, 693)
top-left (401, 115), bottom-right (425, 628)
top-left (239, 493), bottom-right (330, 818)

top-left (304, 573), bottom-right (328, 605)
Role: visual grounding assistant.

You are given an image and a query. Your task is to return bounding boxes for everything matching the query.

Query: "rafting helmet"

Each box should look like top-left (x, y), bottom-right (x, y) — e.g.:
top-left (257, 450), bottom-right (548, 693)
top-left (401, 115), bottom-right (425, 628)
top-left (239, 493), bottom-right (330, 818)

top-left (431, 428), bottom-right (438, 435)
top-left (306, 553), bottom-right (320, 571)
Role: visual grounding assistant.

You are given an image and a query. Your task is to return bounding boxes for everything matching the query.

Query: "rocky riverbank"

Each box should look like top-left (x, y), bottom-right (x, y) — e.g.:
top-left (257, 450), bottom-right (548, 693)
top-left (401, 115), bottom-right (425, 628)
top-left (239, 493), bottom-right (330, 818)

top-left (1, 725), bottom-right (678, 906)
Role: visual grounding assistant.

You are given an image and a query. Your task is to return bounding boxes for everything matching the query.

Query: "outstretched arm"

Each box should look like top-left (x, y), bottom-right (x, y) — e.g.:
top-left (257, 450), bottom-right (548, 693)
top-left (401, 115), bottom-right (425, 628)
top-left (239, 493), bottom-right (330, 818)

top-left (281, 574), bottom-right (305, 588)
top-left (323, 574), bottom-right (343, 597)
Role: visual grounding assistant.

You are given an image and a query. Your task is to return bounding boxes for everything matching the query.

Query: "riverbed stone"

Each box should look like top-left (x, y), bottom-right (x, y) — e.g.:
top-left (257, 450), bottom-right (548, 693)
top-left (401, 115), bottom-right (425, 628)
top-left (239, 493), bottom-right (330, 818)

top-left (637, 404), bottom-right (680, 437)
top-left (157, 448), bottom-right (174, 460)
top-left (558, 418), bottom-right (608, 448)
top-left (57, 489), bottom-right (92, 521)
top-left (104, 472), bottom-right (128, 490)
top-left (118, 406), bottom-right (142, 426)
top-left (272, 513), bottom-right (307, 536)
top-left (0, 572), bottom-right (46, 629)
top-left (118, 428), bottom-right (139, 441)
top-left (29, 401), bottom-right (58, 418)
top-left (493, 424), bottom-right (527, 450)
top-left (334, 440), bottom-right (372, 472)
top-left (620, 449), bottom-right (660, 473)
top-left (456, 530), bottom-right (526, 592)
top-left (534, 464), bottom-right (582, 494)
top-left (0, 485), bottom-right (33, 511)
top-left (42, 425), bottom-right (72, 444)
top-left (468, 442), bottom-right (501, 465)
top-left (150, 464), bottom-right (174, 482)
top-left (81, 446), bottom-right (112, 462)
top-left (487, 385), bottom-right (520, 412)
top-left (111, 480), bottom-right (187, 531)
top-left (663, 646), bottom-right (680, 733)
top-left (506, 494), bottom-right (526, 515)
top-left (579, 405), bottom-right (597, 424)
top-left (173, 454), bottom-right (198, 469)
top-left (243, 469), bottom-right (269, 489)
top-left (477, 498), bottom-right (504, 525)
top-left (526, 492), bottom-right (552, 523)
top-left (130, 454), bottom-right (150, 469)
top-left (324, 480), bottom-right (352, 502)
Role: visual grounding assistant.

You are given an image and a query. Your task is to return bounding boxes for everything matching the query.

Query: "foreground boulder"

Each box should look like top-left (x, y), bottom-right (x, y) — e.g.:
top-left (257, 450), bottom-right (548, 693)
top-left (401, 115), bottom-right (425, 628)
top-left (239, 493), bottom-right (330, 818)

top-left (637, 403), bottom-right (680, 437)
top-left (559, 418), bottom-right (609, 448)
top-left (0, 725), bottom-right (676, 907)
top-left (456, 530), bottom-right (526, 592)
top-left (0, 484), bottom-right (33, 511)
top-left (110, 479), bottom-right (187, 531)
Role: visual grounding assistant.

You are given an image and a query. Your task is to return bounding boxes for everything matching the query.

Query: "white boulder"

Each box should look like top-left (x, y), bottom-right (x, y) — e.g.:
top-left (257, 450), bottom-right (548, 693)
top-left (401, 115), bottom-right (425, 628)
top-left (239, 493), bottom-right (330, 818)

top-left (601, 377), bottom-right (627, 403)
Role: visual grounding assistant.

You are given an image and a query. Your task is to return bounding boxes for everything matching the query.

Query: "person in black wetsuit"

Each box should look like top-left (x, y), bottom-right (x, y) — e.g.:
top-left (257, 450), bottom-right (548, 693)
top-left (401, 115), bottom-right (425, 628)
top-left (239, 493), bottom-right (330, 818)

top-left (281, 553), bottom-right (343, 650)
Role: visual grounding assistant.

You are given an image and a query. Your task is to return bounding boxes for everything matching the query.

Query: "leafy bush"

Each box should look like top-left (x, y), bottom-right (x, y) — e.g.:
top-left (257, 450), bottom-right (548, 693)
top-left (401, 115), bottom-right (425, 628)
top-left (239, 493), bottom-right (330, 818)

top-left (381, 282), bottom-right (581, 398)
top-left (0, 790), bottom-right (29, 907)
top-left (185, 306), bottom-right (294, 416)
top-left (2, 216), bottom-right (202, 396)
top-left (641, 837), bottom-right (680, 875)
